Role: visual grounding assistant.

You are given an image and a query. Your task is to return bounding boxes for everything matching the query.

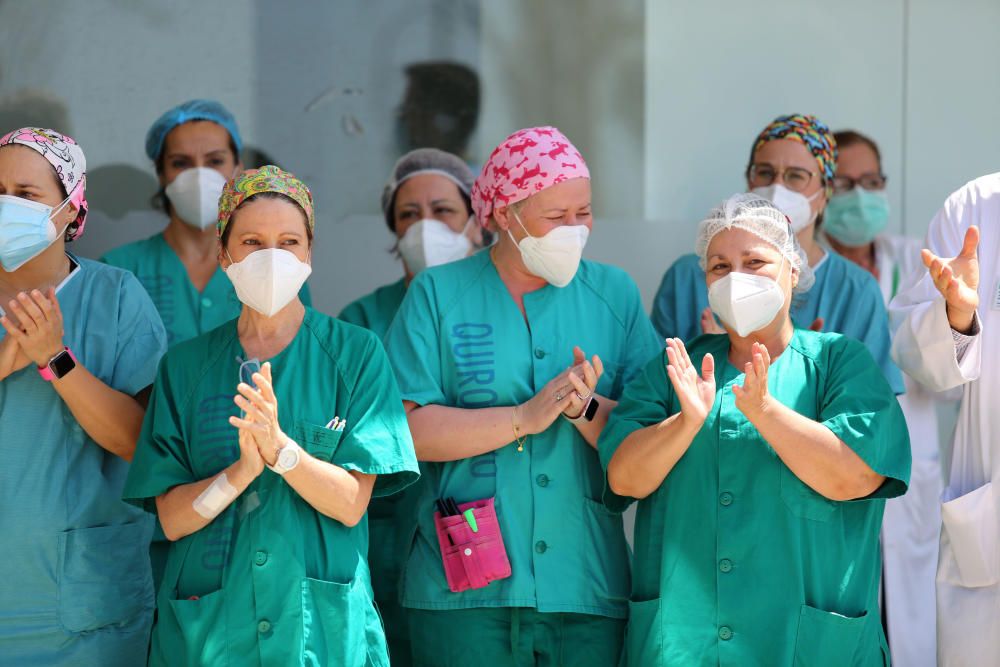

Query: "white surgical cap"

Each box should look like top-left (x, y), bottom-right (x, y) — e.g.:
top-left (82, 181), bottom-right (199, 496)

top-left (695, 192), bottom-right (814, 293)
top-left (381, 148), bottom-right (474, 231)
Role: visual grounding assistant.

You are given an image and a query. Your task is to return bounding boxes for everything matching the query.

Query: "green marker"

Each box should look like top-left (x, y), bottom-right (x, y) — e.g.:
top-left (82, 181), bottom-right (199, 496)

top-left (463, 508), bottom-right (479, 533)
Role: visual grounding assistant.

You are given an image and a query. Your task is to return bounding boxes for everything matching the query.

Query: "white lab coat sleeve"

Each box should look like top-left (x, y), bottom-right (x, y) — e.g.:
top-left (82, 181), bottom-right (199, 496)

top-left (889, 200), bottom-right (983, 392)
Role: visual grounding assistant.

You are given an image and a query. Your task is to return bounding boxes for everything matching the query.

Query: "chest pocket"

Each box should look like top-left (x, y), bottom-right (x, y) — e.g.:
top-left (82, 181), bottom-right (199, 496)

top-left (294, 421), bottom-right (344, 462)
top-left (780, 466), bottom-right (838, 522)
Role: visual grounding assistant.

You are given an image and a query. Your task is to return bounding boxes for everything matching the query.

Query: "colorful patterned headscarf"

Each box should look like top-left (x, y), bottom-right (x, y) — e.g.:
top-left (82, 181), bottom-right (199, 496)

top-left (217, 165), bottom-right (314, 238)
top-left (751, 114), bottom-right (838, 194)
top-left (471, 126), bottom-right (589, 227)
top-left (0, 127), bottom-right (88, 240)
top-left (145, 99), bottom-right (242, 162)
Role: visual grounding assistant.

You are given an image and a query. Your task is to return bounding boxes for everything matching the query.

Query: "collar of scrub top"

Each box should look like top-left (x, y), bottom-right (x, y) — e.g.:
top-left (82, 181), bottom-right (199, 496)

top-left (0, 253), bottom-right (80, 317)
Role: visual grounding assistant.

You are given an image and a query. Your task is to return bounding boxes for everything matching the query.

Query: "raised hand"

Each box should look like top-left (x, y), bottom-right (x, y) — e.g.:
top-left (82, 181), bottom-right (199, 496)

top-left (229, 362), bottom-right (287, 466)
top-left (563, 345), bottom-right (603, 419)
top-left (922, 225), bottom-right (979, 333)
top-left (0, 288), bottom-right (65, 367)
top-left (732, 342), bottom-right (772, 421)
top-left (665, 338), bottom-right (716, 427)
top-left (0, 334), bottom-right (31, 381)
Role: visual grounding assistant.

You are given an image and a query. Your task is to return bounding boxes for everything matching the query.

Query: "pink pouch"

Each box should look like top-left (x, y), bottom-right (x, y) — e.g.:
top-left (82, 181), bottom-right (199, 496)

top-left (433, 497), bottom-right (512, 593)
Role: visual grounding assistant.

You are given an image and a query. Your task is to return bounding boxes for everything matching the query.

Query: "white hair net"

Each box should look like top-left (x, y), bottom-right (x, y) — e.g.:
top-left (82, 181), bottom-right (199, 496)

top-left (380, 148), bottom-right (474, 230)
top-left (695, 192), bottom-right (815, 293)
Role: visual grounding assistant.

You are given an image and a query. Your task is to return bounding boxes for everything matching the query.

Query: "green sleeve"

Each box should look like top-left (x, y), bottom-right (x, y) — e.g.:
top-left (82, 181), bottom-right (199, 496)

top-left (597, 350), bottom-right (674, 513)
top-left (621, 278), bottom-right (667, 391)
top-left (819, 335), bottom-right (911, 500)
top-left (122, 356), bottom-right (196, 512)
top-left (111, 271), bottom-right (168, 395)
top-left (336, 334), bottom-right (420, 498)
top-left (383, 274), bottom-right (447, 407)
top-left (337, 299), bottom-right (369, 329)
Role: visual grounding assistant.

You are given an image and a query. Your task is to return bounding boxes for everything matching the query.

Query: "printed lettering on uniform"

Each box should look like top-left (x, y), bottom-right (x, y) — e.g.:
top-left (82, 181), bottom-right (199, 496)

top-left (452, 322), bottom-right (498, 479)
top-left (993, 277), bottom-right (1000, 310)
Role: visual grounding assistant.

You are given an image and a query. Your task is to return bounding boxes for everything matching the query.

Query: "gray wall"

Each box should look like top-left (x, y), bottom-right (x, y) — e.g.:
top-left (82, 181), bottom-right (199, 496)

top-left (1, 0), bottom-right (997, 315)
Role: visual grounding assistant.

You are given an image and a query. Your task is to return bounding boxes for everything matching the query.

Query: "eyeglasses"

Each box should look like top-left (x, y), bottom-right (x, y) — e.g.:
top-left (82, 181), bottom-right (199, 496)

top-left (832, 173), bottom-right (887, 195)
top-left (237, 357), bottom-right (261, 418)
top-left (747, 164), bottom-right (818, 193)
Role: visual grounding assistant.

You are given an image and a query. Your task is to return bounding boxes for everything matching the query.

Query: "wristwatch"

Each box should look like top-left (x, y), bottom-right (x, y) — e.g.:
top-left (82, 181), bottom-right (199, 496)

top-left (268, 438), bottom-right (302, 475)
top-left (38, 347), bottom-right (77, 381)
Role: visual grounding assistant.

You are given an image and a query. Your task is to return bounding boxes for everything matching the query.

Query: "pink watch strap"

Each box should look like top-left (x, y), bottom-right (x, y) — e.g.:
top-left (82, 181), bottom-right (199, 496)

top-left (37, 347), bottom-right (76, 381)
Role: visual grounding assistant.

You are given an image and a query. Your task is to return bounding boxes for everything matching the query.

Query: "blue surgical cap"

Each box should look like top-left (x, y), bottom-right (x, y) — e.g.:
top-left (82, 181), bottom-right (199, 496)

top-left (144, 99), bottom-right (243, 161)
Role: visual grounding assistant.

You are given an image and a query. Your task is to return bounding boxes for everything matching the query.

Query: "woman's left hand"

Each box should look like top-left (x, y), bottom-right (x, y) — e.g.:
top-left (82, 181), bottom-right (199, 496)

top-left (732, 342), bottom-right (773, 421)
top-left (563, 346), bottom-right (603, 419)
top-left (230, 362), bottom-right (287, 466)
top-left (0, 288), bottom-right (65, 367)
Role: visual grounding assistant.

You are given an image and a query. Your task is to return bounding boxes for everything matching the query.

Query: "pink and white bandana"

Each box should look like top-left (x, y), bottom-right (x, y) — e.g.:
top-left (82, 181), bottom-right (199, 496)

top-left (471, 126), bottom-right (589, 227)
top-left (0, 127), bottom-right (88, 239)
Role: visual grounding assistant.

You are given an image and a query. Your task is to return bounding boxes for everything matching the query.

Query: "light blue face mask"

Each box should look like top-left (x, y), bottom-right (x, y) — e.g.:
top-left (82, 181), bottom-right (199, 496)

top-left (824, 187), bottom-right (890, 246)
top-left (0, 194), bottom-right (70, 272)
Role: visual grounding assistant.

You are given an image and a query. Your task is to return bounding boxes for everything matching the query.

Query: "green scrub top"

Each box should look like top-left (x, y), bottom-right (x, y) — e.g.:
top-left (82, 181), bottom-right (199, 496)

top-left (123, 309), bottom-right (419, 667)
top-left (0, 256), bottom-right (167, 666)
top-left (598, 329), bottom-right (911, 666)
top-left (339, 277), bottom-right (407, 339)
top-left (383, 250), bottom-right (662, 618)
top-left (649, 252), bottom-right (905, 394)
top-left (101, 231), bottom-right (312, 347)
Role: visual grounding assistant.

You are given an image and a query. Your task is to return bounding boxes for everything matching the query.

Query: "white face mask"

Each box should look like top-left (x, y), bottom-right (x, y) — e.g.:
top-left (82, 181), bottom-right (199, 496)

top-left (752, 184), bottom-right (821, 233)
top-left (224, 248), bottom-right (312, 317)
top-left (508, 210), bottom-right (589, 287)
top-left (707, 259), bottom-right (787, 337)
top-left (398, 218), bottom-right (473, 275)
top-left (165, 167), bottom-right (229, 230)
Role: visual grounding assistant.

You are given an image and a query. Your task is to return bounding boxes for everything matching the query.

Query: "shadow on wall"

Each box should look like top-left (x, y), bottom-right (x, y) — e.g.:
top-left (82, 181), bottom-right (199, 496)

top-left (0, 88), bottom-right (72, 136)
top-left (395, 61), bottom-right (480, 163)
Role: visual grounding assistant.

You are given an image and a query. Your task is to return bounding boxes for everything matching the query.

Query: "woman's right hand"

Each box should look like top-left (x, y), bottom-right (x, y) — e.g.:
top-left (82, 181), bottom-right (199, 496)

top-left (233, 424), bottom-right (265, 480)
top-left (517, 368), bottom-right (577, 435)
top-left (0, 335), bottom-right (30, 381)
top-left (665, 338), bottom-right (716, 427)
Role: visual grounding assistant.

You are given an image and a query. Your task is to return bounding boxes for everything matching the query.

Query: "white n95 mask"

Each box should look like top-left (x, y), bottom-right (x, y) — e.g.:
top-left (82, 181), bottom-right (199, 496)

top-left (224, 248), bottom-right (311, 317)
top-left (708, 261), bottom-right (787, 337)
top-left (752, 184), bottom-right (821, 233)
top-left (509, 210), bottom-right (589, 287)
top-left (398, 218), bottom-right (472, 275)
top-left (165, 167), bottom-right (229, 230)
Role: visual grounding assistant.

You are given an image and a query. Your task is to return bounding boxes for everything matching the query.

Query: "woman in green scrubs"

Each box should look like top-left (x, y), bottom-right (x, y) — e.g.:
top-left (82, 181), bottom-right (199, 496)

top-left (339, 147), bottom-right (485, 666)
top-left (600, 193), bottom-right (911, 666)
top-left (102, 99), bottom-right (310, 348)
top-left (103, 100), bottom-right (309, 589)
top-left (0, 127), bottom-right (167, 666)
top-left (123, 166), bottom-right (419, 667)
top-left (383, 127), bottom-right (662, 666)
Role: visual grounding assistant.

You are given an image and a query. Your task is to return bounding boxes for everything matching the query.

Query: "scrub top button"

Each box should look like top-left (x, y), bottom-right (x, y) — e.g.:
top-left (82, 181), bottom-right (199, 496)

top-left (719, 492), bottom-right (733, 506)
top-left (258, 620), bottom-right (272, 634)
top-left (536, 474), bottom-right (549, 487)
top-left (254, 550), bottom-right (268, 566)
top-left (719, 559), bottom-right (733, 573)
top-left (535, 540), bottom-right (548, 554)
top-left (201, 297), bottom-right (213, 308)
top-left (718, 626), bottom-right (732, 641)
top-left (534, 347), bottom-right (546, 359)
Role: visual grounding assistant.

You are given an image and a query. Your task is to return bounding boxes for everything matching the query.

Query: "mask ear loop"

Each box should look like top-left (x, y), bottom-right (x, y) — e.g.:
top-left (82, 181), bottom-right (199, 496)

top-left (506, 206), bottom-right (535, 247)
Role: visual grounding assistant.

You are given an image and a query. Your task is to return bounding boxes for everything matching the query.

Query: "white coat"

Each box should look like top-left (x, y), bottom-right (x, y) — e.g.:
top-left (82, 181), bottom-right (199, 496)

top-left (875, 234), bottom-right (954, 667)
top-left (889, 173), bottom-right (1000, 667)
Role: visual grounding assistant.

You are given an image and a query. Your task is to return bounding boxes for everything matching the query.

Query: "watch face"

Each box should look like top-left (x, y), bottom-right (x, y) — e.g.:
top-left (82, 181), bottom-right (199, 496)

top-left (278, 446), bottom-right (299, 470)
top-left (50, 350), bottom-right (76, 378)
